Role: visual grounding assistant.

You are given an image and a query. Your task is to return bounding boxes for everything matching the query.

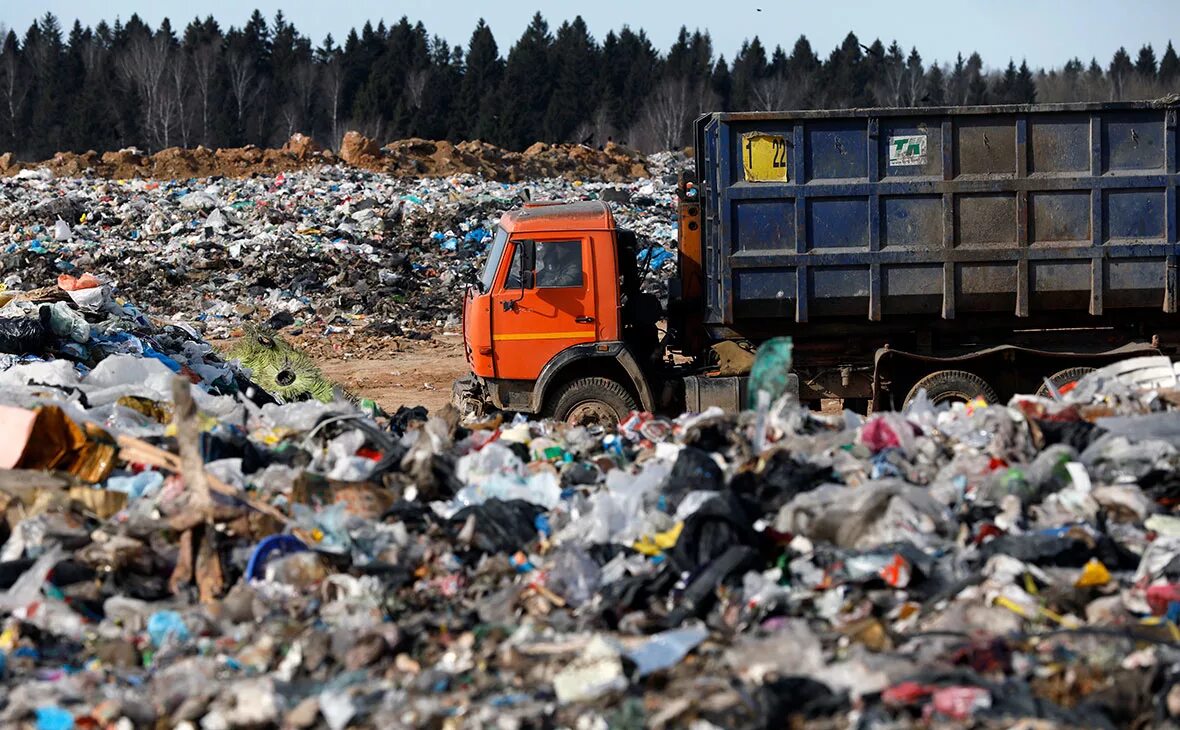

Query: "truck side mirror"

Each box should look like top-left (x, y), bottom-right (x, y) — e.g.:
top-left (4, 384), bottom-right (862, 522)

top-left (520, 240), bottom-right (536, 289)
top-left (504, 240), bottom-right (537, 311)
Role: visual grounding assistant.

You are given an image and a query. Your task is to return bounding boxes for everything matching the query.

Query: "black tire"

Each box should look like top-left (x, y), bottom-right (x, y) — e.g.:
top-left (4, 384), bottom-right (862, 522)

top-left (546, 377), bottom-right (638, 425)
top-left (904, 370), bottom-right (999, 408)
top-left (1035, 367), bottom-right (1095, 398)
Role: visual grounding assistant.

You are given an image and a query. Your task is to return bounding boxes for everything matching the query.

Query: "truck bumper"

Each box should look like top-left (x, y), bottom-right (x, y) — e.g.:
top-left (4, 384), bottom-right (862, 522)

top-left (452, 374), bottom-right (488, 418)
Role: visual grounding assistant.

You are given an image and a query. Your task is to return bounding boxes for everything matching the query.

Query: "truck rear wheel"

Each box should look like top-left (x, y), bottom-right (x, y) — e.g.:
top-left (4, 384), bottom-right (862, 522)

top-left (904, 370), bottom-right (999, 408)
top-left (547, 377), bottom-right (637, 425)
top-left (1035, 367), bottom-right (1095, 398)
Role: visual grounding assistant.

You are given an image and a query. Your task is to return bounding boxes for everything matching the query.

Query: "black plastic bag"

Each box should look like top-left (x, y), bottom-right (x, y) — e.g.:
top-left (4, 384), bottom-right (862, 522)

top-left (450, 498), bottom-right (544, 554)
top-left (0, 315), bottom-right (49, 355)
top-left (663, 446), bottom-right (725, 510)
top-left (731, 450), bottom-right (833, 513)
top-left (667, 492), bottom-right (764, 573)
top-left (754, 676), bottom-right (848, 728)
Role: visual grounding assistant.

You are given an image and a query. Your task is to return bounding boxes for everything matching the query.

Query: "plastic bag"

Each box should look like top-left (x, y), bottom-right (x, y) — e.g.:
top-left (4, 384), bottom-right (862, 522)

top-left (0, 315), bottom-right (50, 355)
top-left (748, 336), bottom-right (794, 409)
top-left (547, 547), bottom-right (602, 607)
top-left (0, 544), bottom-right (62, 611)
top-left (628, 621), bottom-right (709, 677)
top-left (45, 301), bottom-right (90, 343)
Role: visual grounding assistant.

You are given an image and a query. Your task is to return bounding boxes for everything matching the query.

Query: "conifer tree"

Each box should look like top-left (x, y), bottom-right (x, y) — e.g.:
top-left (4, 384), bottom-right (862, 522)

top-left (495, 12), bottom-right (553, 150)
top-left (544, 17), bottom-right (599, 142)
top-left (1160, 42), bottom-right (1180, 87)
top-left (452, 20), bottom-right (502, 140)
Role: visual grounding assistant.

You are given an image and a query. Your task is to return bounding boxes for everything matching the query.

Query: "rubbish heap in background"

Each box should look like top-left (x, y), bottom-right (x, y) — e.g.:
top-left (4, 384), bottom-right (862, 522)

top-left (4, 276), bottom-right (1180, 727)
top-left (1, 154), bottom-right (686, 342)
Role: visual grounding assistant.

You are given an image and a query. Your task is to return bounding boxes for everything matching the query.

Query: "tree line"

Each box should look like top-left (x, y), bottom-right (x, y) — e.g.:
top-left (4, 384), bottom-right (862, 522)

top-left (2, 10), bottom-right (1179, 159)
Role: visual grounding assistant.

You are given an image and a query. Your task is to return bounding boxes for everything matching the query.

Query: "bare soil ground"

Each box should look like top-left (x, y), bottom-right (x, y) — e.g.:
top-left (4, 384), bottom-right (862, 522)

top-left (293, 332), bottom-right (467, 413)
top-left (219, 331), bottom-right (847, 415)
top-left (212, 331), bottom-right (468, 413)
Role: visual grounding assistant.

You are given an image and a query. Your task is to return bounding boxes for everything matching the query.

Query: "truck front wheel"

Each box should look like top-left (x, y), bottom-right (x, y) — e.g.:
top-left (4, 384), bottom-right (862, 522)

top-left (546, 377), bottom-right (638, 425)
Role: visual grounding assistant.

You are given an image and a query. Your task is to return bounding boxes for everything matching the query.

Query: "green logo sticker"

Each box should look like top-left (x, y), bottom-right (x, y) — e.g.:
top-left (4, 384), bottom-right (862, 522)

top-left (888, 134), bottom-right (927, 166)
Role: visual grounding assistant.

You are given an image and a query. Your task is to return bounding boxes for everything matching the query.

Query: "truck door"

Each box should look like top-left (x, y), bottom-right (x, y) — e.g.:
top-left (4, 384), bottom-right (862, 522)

top-left (490, 236), bottom-right (597, 380)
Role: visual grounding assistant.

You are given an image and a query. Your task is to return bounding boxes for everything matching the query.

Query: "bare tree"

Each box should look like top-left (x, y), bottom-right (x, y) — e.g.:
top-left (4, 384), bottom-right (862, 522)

top-left (0, 33), bottom-right (28, 146)
top-left (116, 30), bottom-right (171, 149)
top-left (157, 83), bottom-right (179, 148)
top-left (405, 69), bottom-right (429, 110)
top-left (640, 78), bottom-right (689, 151)
top-left (291, 59), bottom-right (317, 128)
top-left (225, 47), bottom-right (262, 135)
top-left (190, 42), bottom-right (218, 146)
top-left (321, 52), bottom-right (344, 149)
top-left (752, 72), bottom-right (813, 111)
top-left (279, 58), bottom-right (317, 139)
top-left (636, 77), bottom-right (714, 152)
top-left (572, 105), bottom-right (614, 149)
top-left (252, 78), bottom-right (271, 145)
top-left (872, 46), bottom-right (907, 106)
top-left (166, 53), bottom-right (193, 147)
top-left (904, 52), bottom-right (926, 105)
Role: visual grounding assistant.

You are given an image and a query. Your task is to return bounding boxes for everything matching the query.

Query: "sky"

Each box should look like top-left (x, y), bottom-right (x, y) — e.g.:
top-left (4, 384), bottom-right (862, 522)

top-left (4, 0), bottom-right (1179, 71)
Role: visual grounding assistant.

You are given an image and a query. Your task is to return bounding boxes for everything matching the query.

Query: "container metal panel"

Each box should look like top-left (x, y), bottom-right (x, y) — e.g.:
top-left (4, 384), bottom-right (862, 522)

top-left (1103, 113), bottom-right (1166, 172)
top-left (882, 196), bottom-right (942, 248)
top-left (955, 116), bottom-right (1017, 177)
top-left (955, 193), bottom-right (1017, 246)
top-left (805, 121), bottom-right (868, 180)
top-left (1030, 192), bottom-right (1090, 244)
top-left (1029, 115), bottom-right (1090, 173)
top-left (807, 198), bottom-right (869, 249)
top-left (1104, 189), bottom-right (1166, 241)
top-left (734, 199), bottom-right (795, 252)
top-left (697, 102), bottom-right (1180, 326)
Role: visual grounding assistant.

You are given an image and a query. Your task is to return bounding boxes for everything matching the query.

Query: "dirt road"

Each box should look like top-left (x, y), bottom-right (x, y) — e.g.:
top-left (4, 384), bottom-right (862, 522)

top-left (310, 335), bottom-right (468, 413)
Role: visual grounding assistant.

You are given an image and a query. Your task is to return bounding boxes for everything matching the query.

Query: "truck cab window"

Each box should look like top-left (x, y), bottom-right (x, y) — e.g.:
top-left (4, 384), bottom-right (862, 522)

top-left (505, 240), bottom-right (583, 289)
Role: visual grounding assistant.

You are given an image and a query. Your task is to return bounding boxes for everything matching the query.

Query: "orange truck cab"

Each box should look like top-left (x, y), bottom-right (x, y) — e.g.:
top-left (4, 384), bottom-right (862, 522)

top-left (454, 200), bottom-right (663, 423)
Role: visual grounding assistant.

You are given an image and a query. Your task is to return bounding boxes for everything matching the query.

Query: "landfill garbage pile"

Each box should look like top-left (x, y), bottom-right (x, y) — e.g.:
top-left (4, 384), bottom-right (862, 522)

top-left (1, 153), bottom-right (686, 340)
top-left (6, 281), bottom-right (1180, 727)
top-left (0, 132), bottom-right (653, 183)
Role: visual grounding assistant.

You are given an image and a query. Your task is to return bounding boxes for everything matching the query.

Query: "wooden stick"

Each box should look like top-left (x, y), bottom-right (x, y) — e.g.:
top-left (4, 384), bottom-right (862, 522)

top-left (116, 431), bottom-right (290, 526)
top-left (171, 377), bottom-right (214, 521)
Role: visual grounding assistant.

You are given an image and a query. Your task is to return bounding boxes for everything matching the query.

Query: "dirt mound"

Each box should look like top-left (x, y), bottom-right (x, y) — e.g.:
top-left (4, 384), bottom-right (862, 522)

top-left (282, 132), bottom-right (322, 159)
top-left (0, 133), bottom-right (649, 182)
top-left (378, 137), bottom-right (647, 182)
top-left (340, 131), bottom-right (382, 165)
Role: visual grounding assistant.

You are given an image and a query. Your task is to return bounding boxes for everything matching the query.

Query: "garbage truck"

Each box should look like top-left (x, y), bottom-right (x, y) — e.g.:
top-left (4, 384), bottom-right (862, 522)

top-left (454, 101), bottom-right (1180, 422)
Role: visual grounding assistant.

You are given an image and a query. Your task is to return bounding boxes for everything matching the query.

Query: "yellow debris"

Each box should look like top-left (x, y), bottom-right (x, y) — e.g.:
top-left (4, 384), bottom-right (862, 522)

top-left (1075, 558), bottom-right (1111, 587)
top-left (633, 522), bottom-right (684, 556)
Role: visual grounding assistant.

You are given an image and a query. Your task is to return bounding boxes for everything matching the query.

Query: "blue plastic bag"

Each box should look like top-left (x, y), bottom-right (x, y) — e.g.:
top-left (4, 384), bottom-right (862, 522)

top-left (147, 610), bottom-right (189, 646)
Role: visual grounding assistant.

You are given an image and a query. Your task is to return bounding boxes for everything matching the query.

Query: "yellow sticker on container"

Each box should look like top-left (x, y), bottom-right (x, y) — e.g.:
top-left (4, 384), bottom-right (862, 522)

top-left (741, 133), bottom-right (789, 182)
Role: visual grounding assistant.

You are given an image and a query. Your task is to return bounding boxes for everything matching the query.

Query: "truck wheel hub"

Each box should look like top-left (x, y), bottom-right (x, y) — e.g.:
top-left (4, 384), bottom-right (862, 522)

top-left (565, 399), bottom-right (616, 425)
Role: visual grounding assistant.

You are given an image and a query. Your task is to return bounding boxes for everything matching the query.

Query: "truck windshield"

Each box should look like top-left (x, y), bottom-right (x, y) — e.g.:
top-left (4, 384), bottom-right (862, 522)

top-left (478, 227), bottom-right (509, 292)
